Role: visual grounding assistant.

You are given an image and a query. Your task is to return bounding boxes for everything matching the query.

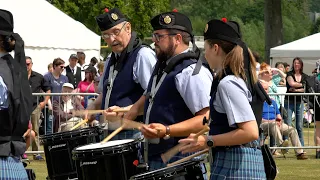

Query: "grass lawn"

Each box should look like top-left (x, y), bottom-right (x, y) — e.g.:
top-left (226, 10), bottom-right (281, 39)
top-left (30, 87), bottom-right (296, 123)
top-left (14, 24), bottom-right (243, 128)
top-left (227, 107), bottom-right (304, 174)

top-left (27, 128), bottom-right (320, 180)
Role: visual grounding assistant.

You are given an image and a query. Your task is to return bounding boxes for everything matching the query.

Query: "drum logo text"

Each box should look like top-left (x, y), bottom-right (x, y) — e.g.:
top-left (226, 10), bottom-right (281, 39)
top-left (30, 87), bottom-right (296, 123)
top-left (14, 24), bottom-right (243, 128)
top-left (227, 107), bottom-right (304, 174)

top-left (80, 161), bottom-right (98, 167)
top-left (48, 144), bottom-right (66, 151)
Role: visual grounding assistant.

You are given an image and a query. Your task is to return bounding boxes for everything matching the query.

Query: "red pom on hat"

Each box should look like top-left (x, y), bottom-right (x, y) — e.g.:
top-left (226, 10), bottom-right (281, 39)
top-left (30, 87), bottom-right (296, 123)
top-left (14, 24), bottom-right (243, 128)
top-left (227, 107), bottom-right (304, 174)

top-left (104, 8), bottom-right (109, 13)
top-left (172, 9), bottom-right (178, 12)
top-left (133, 160), bottom-right (139, 166)
top-left (221, 17), bottom-right (227, 23)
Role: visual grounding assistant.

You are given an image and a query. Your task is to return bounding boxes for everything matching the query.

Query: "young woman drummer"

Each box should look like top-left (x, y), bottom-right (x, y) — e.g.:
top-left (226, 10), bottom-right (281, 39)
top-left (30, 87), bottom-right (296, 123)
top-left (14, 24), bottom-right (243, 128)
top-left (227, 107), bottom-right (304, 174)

top-left (178, 18), bottom-right (266, 179)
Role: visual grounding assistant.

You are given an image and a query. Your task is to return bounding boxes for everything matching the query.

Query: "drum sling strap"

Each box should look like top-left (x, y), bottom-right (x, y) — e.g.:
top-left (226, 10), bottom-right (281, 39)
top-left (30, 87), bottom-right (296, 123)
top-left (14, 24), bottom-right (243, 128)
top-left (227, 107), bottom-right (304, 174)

top-left (144, 50), bottom-right (204, 167)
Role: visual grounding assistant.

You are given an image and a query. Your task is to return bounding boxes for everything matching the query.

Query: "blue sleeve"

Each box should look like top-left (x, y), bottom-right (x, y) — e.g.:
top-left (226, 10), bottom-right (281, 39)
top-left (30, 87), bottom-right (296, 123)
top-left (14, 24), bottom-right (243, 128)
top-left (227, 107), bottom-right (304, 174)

top-left (175, 64), bottom-right (213, 114)
top-left (132, 47), bottom-right (157, 90)
top-left (0, 76), bottom-right (8, 109)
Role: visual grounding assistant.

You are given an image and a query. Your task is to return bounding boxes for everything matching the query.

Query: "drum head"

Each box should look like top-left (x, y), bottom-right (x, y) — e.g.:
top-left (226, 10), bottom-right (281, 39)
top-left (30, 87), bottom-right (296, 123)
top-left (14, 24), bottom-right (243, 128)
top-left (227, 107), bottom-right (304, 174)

top-left (131, 160), bottom-right (202, 180)
top-left (40, 126), bottom-right (100, 143)
top-left (75, 139), bottom-right (135, 151)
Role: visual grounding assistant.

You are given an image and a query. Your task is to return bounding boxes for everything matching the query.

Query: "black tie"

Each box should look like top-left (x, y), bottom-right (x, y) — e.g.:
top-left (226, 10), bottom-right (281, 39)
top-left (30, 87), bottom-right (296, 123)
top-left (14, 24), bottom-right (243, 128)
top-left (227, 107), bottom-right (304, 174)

top-left (71, 68), bottom-right (74, 74)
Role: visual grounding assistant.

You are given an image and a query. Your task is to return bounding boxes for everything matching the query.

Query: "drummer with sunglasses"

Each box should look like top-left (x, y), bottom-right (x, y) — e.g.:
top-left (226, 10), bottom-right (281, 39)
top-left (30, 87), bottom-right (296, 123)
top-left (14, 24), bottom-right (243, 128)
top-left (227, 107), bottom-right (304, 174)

top-left (123, 11), bottom-right (212, 177)
top-left (86, 8), bottom-right (157, 140)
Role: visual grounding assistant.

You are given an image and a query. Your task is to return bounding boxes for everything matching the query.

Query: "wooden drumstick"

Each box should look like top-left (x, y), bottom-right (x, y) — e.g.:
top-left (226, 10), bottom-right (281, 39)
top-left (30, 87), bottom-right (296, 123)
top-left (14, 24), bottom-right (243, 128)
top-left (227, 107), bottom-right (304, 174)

top-left (167, 148), bottom-right (209, 167)
top-left (72, 108), bottom-right (129, 116)
top-left (70, 119), bottom-right (88, 131)
top-left (101, 125), bottom-right (124, 143)
top-left (161, 125), bottom-right (210, 163)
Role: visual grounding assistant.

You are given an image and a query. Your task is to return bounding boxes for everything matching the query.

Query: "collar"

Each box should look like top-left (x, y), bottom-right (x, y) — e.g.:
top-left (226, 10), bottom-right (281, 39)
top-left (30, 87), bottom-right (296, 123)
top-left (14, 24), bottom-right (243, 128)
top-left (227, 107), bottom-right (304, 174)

top-left (0, 52), bottom-right (8, 58)
top-left (166, 48), bottom-right (189, 65)
top-left (30, 71), bottom-right (36, 77)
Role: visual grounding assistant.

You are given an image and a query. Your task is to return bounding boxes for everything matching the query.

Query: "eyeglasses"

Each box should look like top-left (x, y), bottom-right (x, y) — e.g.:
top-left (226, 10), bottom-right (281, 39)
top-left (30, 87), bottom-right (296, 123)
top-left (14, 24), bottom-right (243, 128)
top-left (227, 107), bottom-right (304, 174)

top-left (152, 33), bottom-right (177, 42)
top-left (60, 66), bottom-right (65, 69)
top-left (26, 63), bottom-right (31, 66)
top-left (101, 22), bottom-right (127, 39)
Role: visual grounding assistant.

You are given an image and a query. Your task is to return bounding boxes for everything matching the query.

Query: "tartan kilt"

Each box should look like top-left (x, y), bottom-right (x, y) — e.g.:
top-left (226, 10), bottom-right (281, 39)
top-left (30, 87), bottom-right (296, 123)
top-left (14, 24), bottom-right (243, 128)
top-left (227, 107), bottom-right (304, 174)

top-left (0, 156), bottom-right (28, 180)
top-left (210, 147), bottom-right (266, 180)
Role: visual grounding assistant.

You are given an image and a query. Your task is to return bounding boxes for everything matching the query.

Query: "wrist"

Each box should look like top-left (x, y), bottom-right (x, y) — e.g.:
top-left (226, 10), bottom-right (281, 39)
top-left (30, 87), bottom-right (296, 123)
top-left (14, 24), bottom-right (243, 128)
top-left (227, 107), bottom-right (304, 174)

top-left (163, 125), bottom-right (171, 140)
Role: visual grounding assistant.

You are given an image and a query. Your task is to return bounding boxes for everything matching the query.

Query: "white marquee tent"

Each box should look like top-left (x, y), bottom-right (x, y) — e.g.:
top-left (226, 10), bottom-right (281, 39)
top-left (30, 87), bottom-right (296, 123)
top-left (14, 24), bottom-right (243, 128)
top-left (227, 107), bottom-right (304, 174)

top-left (270, 33), bottom-right (320, 74)
top-left (0, 0), bottom-right (101, 74)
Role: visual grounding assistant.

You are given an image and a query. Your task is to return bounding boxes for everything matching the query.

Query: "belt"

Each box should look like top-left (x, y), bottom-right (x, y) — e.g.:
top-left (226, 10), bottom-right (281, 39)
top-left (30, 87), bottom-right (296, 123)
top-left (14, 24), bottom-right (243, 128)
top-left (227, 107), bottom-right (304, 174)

top-left (214, 141), bottom-right (260, 151)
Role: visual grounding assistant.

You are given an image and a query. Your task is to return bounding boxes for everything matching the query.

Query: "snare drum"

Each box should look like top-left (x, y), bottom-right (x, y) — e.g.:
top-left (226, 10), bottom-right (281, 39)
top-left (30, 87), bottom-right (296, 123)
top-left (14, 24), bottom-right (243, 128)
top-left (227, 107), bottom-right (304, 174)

top-left (130, 160), bottom-right (204, 180)
top-left (40, 126), bottom-right (102, 180)
top-left (73, 139), bottom-right (142, 180)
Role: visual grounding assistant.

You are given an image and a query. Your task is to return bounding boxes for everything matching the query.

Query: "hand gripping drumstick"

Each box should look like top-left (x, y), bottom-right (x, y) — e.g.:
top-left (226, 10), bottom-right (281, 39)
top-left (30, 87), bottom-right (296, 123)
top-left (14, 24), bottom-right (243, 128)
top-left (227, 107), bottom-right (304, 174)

top-left (166, 148), bottom-right (209, 167)
top-left (161, 125), bottom-right (210, 163)
top-left (100, 119), bottom-right (146, 144)
top-left (70, 119), bottom-right (88, 131)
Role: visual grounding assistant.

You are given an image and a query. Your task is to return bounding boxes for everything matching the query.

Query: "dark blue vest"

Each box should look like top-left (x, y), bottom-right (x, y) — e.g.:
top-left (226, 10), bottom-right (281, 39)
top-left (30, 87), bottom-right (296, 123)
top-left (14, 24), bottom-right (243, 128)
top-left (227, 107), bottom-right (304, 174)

top-left (101, 47), bottom-right (144, 111)
top-left (144, 59), bottom-right (196, 157)
top-left (209, 95), bottom-right (237, 135)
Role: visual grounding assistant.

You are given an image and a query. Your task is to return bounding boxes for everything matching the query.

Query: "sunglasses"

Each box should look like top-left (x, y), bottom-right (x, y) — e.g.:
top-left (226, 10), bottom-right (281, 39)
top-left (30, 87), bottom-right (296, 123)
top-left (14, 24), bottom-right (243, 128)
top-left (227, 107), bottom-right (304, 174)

top-left (26, 63), bottom-right (31, 66)
top-left (60, 66), bottom-right (65, 69)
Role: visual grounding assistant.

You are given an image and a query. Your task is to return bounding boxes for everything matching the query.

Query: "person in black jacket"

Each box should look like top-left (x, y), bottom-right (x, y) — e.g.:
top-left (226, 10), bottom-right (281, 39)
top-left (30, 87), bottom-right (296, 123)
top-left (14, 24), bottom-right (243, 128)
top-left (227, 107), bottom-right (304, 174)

top-left (0, 9), bottom-right (33, 179)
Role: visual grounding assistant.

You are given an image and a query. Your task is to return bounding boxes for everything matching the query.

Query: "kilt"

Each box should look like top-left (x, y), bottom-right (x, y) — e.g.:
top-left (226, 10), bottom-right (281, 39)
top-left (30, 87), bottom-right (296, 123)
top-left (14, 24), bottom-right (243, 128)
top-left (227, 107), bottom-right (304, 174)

top-left (0, 156), bottom-right (28, 180)
top-left (210, 147), bottom-right (266, 180)
top-left (148, 153), bottom-right (208, 180)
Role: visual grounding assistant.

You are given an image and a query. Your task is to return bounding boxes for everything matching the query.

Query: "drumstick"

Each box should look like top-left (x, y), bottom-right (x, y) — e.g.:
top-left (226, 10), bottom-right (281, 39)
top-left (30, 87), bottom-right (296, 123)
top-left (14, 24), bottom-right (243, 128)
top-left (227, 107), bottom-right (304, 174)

top-left (70, 119), bottom-right (88, 131)
top-left (101, 125), bottom-right (124, 143)
top-left (161, 125), bottom-right (210, 163)
top-left (166, 148), bottom-right (209, 167)
top-left (72, 108), bottom-right (129, 116)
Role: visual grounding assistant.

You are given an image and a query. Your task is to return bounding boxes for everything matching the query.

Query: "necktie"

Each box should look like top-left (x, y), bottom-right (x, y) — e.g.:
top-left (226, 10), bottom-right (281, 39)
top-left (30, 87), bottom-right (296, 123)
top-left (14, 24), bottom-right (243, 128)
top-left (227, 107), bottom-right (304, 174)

top-left (71, 68), bottom-right (74, 75)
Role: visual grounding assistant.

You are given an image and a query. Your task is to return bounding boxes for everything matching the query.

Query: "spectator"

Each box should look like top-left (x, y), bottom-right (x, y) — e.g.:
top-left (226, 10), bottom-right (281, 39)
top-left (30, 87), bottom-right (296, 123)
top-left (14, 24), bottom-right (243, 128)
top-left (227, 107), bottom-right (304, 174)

top-left (75, 65), bottom-right (97, 108)
top-left (26, 56), bottom-right (51, 160)
top-left (44, 63), bottom-right (53, 76)
top-left (283, 62), bottom-right (290, 73)
top-left (63, 54), bottom-right (82, 89)
top-left (44, 58), bottom-right (69, 133)
top-left (261, 82), bottom-right (308, 159)
top-left (284, 57), bottom-right (309, 146)
top-left (22, 121), bottom-right (36, 159)
top-left (90, 57), bottom-right (98, 67)
top-left (97, 61), bottom-right (105, 77)
top-left (274, 62), bottom-right (287, 85)
top-left (77, 51), bottom-right (88, 81)
top-left (53, 83), bottom-right (85, 132)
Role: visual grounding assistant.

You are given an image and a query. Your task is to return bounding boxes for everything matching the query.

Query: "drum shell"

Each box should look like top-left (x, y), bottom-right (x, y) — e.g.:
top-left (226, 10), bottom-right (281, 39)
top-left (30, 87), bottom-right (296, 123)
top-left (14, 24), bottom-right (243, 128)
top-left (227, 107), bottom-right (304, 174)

top-left (73, 139), bottom-right (142, 180)
top-left (130, 160), bottom-right (204, 180)
top-left (40, 127), bottom-right (102, 180)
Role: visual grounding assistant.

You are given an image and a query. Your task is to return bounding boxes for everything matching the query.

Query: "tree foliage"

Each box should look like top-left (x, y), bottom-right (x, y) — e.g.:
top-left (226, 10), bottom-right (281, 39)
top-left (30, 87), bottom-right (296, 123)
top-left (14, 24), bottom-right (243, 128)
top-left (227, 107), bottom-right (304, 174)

top-left (51, 0), bottom-right (318, 60)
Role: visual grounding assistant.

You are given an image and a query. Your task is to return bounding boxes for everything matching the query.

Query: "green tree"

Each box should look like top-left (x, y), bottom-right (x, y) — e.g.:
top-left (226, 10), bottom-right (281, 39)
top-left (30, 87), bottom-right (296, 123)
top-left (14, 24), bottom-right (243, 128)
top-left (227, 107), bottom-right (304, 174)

top-left (311, 17), bottom-right (320, 34)
top-left (51, 0), bottom-right (170, 39)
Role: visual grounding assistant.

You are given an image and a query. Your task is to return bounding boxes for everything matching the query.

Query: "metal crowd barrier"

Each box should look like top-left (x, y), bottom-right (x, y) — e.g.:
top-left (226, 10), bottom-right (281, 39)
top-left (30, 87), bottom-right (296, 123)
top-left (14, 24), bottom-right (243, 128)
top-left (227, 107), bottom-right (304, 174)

top-left (25, 92), bottom-right (320, 155)
top-left (25, 93), bottom-right (99, 155)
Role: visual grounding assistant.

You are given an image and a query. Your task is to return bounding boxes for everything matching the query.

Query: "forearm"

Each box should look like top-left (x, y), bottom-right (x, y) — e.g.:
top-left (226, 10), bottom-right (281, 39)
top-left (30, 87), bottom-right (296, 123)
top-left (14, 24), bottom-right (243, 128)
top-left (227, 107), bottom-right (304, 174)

top-left (43, 90), bottom-right (51, 104)
top-left (212, 121), bottom-right (259, 147)
top-left (277, 70), bottom-right (286, 78)
top-left (169, 115), bottom-right (206, 137)
top-left (131, 95), bottom-right (146, 116)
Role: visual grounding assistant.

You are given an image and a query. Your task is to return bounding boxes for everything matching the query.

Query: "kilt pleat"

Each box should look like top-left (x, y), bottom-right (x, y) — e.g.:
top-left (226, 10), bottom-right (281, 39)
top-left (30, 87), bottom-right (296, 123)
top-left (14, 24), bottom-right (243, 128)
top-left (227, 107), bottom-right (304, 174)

top-left (0, 156), bottom-right (28, 180)
top-left (210, 147), bottom-right (266, 180)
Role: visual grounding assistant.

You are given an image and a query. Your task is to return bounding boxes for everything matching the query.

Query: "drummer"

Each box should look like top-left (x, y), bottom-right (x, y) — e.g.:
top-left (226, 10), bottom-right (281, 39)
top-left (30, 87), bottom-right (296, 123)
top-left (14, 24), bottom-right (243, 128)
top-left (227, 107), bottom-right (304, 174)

top-left (178, 19), bottom-right (267, 179)
top-left (86, 8), bottom-right (157, 140)
top-left (121, 11), bottom-right (212, 174)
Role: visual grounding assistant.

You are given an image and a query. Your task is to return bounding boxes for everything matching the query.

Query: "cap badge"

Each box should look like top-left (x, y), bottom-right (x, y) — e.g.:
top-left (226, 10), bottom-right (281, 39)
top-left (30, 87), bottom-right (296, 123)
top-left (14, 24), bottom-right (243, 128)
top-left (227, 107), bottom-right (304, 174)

top-left (204, 24), bottom-right (208, 33)
top-left (163, 15), bottom-right (172, 24)
top-left (111, 13), bottom-right (119, 20)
